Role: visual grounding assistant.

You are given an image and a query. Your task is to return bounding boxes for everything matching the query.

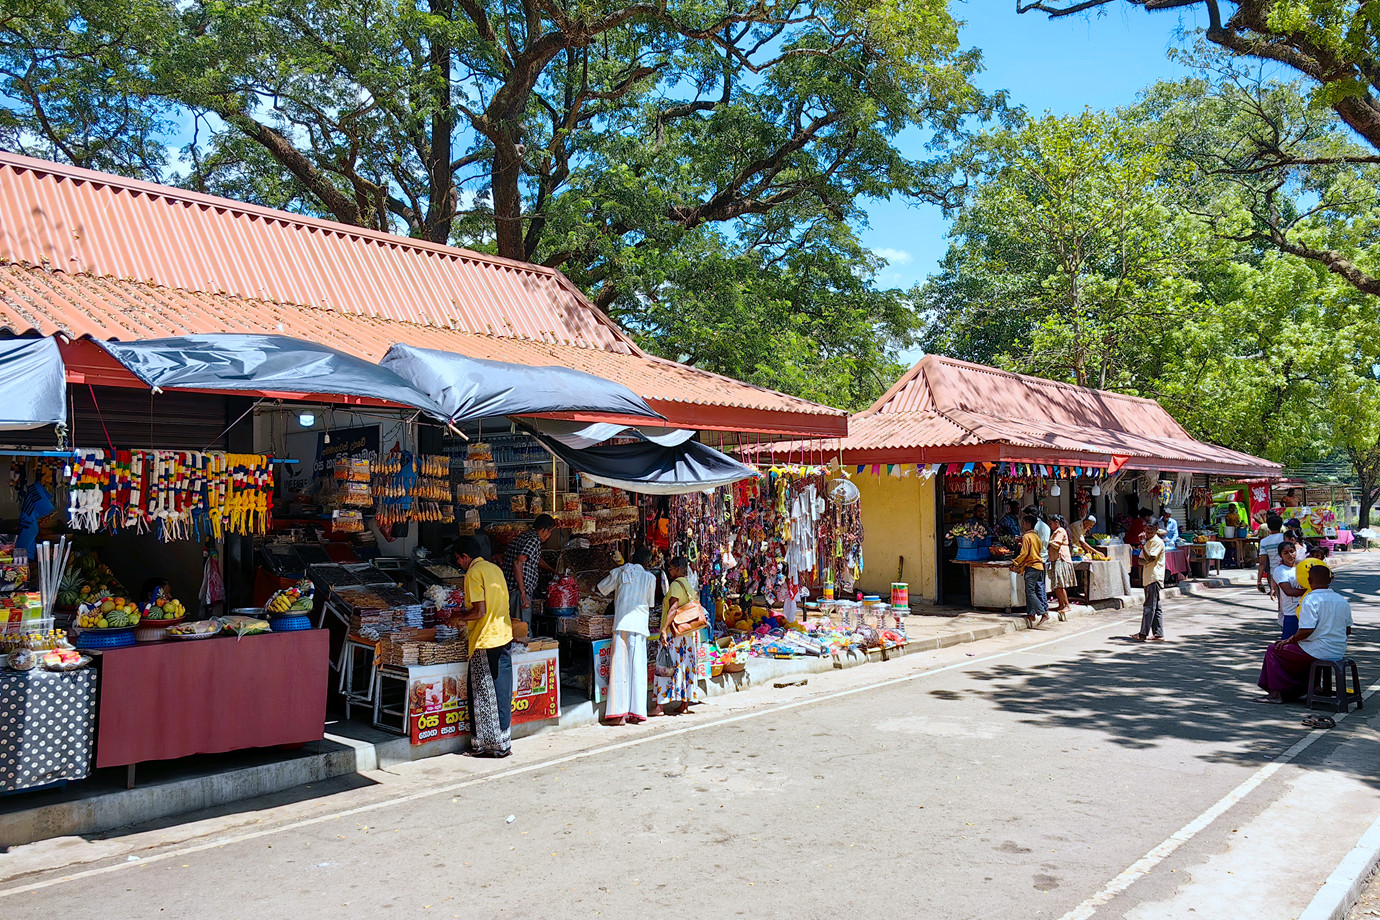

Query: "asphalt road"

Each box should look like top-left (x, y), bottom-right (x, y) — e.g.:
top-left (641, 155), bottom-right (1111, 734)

top-left (6, 554), bottom-right (1380, 920)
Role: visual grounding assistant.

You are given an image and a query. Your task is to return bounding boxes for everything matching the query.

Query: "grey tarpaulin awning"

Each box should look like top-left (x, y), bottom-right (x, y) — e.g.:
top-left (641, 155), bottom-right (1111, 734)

top-left (528, 419), bottom-right (696, 450)
top-left (379, 343), bottom-right (662, 424)
top-left (93, 334), bottom-right (448, 419)
top-left (0, 337), bottom-right (66, 430)
top-left (524, 425), bottom-right (754, 495)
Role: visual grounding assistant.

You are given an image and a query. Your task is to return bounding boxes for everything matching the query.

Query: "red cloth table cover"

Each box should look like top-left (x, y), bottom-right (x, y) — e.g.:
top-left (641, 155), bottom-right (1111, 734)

top-left (1165, 548), bottom-right (1191, 578)
top-left (95, 630), bottom-right (329, 768)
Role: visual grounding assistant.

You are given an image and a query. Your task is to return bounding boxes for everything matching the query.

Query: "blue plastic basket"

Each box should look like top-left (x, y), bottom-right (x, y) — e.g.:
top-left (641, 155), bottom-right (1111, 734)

top-left (269, 614), bottom-right (313, 632)
top-left (548, 606), bottom-right (577, 617)
top-left (74, 628), bottom-right (136, 650)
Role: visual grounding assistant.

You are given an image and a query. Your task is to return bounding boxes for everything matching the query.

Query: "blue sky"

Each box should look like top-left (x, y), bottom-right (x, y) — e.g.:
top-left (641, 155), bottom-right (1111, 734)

top-left (864, 2), bottom-right (1207, 293)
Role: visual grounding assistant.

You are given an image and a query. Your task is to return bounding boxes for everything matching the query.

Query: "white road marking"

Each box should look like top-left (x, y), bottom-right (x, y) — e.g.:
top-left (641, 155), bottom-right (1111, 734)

top-left (1058, 682), bottom-right (1380, 920)
top-left (0, 617), bottom-right (1128, 896)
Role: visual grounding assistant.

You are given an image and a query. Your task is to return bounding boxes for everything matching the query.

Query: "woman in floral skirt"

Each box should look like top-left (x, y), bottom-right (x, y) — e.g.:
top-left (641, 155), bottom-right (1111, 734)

top-left (653, 556), bottom-right (698, 716)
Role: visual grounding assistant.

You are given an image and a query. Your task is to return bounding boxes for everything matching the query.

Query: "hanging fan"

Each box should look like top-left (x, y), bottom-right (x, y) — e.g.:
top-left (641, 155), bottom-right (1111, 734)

top-left (830, 478), bottom-right (861, 505)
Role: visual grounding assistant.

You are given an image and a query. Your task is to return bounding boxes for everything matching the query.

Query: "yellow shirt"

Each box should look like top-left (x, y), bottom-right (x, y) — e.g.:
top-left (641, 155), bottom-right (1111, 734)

top-left (464, 557), bottom-right (512, 651)
top-left (1013, 531), bottom-right (1045, 572)
top-left (663, 576), bottom-right (693, 618)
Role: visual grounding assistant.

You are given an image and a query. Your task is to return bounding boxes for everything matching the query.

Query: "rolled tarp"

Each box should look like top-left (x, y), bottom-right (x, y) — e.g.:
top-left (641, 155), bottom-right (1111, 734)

top-left (93, 334), bottom-right (448, 419)
top-left (379, 343), bottom-right (662, 424)
top-left (0, 336), bottom-right (67, 430)
top-left (524, 425), bottom-right (754, 495)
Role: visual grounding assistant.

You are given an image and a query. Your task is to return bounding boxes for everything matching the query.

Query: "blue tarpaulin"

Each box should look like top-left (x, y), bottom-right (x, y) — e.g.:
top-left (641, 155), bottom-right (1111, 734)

top-left (379, 343), bottom-right (662, 424)
top-left (0, 337), bottom-right (67, 430)
top-left (93, 335), bottom-right (448, 419)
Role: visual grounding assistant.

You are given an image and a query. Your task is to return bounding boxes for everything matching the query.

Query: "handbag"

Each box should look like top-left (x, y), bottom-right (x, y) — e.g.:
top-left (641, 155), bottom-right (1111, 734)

top-left (667, 599), bottom-right (708, 637)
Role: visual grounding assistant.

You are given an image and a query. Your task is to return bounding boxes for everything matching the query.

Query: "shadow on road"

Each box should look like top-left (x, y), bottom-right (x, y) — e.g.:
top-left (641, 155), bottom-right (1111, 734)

top-left (941, 555), bottom-right (1379, 780)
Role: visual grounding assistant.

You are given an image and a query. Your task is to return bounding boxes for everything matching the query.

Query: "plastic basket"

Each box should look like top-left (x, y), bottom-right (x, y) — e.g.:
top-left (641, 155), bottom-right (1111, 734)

top-left (74, 628), bottom-right (136, 650)
top-left (269, 614), bottom-right (313, 632)
top-left (547, 607), bottom-right (576, 617)
top-left (956, 544), bottom-right (991, 562)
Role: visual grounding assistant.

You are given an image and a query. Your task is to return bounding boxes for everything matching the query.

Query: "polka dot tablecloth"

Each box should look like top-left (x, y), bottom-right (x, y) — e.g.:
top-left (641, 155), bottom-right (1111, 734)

top-left (0, 667), bottom-right (97, 792)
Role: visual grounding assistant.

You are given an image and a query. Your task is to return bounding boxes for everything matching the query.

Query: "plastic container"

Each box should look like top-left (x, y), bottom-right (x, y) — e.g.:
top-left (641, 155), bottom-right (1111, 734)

top-left (547, 606), bottom-right (577, 617)
top-left (74, 629), bottom-right (136, 650)
top-left (891, 583), bottom-right (908, 609)
top-left (269, 614), bottom-right (313, 632)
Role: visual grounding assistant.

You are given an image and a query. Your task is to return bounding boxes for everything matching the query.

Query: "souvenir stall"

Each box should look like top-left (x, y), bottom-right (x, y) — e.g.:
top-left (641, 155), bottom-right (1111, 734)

top-left (768, 356), bottom-right (1281, 607)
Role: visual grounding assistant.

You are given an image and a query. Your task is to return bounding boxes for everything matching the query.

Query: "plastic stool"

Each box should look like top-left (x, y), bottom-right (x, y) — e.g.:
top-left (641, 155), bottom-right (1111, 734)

top-left (1305, 658), bottom-right (1363, 713)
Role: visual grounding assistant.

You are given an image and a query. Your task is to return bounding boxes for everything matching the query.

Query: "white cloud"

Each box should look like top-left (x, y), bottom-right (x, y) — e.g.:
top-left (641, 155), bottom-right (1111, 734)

top-left (874, 247), bottom-right (912, 266)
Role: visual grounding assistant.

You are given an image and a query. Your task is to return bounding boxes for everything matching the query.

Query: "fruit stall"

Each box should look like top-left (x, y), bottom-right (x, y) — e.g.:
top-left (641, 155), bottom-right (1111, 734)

top-left (0, 441), bottom-right (342, 789)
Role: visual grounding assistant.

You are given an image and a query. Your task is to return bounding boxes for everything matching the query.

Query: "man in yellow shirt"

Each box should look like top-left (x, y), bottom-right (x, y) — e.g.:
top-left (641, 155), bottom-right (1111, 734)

top-left (1013, 513), bottom-right (1048, 628)
top-left (453, 536), bottom-right (514, 758)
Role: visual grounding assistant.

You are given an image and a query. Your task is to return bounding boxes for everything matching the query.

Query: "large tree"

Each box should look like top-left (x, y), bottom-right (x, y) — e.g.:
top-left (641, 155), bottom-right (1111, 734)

top-left (2, 0), bottom-right (997, 409)
top-left (920, 86), bottom-right (1380, 475)
top-left (1016, 0), bottom-right (1380, 295)
top-left (920, 109), bottom-right (1212, 389)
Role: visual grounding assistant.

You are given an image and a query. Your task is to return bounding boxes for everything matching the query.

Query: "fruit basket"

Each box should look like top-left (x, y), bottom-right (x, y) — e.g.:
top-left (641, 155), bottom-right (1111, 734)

top-left (74, 628), bottom-right (136, 650)
top-left (74, 595), bottom-right (142, 631)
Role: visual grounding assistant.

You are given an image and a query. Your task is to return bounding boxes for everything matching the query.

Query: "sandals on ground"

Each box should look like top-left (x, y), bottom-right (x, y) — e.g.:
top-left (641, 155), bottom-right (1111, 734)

top-left (1303, 715), bottom-right (1337, 729)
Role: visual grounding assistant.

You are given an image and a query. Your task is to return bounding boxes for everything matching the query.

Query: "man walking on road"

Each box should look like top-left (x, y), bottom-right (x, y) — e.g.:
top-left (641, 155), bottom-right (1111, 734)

top-left (1014, 512), bottom-right (1048, 629)
top-left (1134, 525), bottom-right (1167, 641)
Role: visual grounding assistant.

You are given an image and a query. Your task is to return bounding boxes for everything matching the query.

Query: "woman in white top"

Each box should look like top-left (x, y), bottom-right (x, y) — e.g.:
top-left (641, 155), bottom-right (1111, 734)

top-left (597, 547), bottom-right (656, 725)
top-left (1256, 565), bottom-right (1352, 704)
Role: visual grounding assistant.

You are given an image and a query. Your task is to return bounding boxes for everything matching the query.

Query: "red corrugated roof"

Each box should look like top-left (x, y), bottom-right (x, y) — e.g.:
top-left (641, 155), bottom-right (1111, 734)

top-left (0, 153), bottom-right (846, 435)
top-left (0, 152), bottom-right (634, 351)
top-left (0, 264), bottom-right (846, 435)
top-left (762, 354), bottom-right (1278, 476)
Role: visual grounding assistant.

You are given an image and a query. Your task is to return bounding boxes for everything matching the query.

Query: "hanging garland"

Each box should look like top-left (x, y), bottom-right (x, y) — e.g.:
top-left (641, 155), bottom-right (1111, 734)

top-left (64, 449), bottom-right (275, 541)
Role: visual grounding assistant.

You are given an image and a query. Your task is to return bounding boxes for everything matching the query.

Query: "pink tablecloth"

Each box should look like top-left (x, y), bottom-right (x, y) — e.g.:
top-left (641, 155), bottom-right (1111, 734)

top-left (1165, 548), bottom-right (1191, 578)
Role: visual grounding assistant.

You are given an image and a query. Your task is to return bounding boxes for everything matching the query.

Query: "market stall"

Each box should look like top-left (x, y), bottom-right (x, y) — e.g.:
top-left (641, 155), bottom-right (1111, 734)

top-left (754, 356), bottom-right (1281, 604)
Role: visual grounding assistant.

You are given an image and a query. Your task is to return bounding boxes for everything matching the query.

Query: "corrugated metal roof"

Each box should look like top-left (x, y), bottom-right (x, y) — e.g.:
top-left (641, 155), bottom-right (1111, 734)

top-left (864, 354), bottom-right (1192, 439)
top-left (0, 152), bottom-right (635, 352)
top-left (0, 264), bottom-right (846, 432)
top-left (761, 354), bottom-right (1279, 476)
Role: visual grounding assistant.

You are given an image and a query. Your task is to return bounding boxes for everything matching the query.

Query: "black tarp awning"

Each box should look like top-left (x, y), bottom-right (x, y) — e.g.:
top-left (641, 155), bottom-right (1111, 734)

top-left (380, 343), bottom-right (662, 424)
top-left (94, 335), bottom-right (448, 419)
top-left (0, 337), bottom-right (67, 430)
top-left (524, 425), bottom-right (755, 495)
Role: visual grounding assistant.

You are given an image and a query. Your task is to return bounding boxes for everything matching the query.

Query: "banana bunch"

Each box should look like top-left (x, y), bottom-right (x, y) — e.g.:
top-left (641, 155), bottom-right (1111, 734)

top-left (266, 580), bottom-right (315, 615)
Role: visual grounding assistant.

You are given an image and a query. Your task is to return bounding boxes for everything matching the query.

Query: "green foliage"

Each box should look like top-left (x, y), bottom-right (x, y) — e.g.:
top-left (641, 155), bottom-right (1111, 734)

top-left (0, 0), bottom-right (998, 409)
top-left (921, 84), bottom-right (1380, 480)
top-left (0, 0), bottom-right (174, 176)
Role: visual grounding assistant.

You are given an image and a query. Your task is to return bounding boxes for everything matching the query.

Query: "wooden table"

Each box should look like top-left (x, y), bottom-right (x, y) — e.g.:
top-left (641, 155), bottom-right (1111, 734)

top-left (963, 560), bottom-right (1025, 613)
top-left (1219, 537), bottom-right (1259, 568)
top-left (1073, 556), bottom-right (1131, 601)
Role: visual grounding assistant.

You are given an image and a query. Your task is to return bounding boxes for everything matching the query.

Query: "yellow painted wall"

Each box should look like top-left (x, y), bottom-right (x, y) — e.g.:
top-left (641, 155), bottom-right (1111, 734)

top-left (854, 472), bottom-right (939, 602)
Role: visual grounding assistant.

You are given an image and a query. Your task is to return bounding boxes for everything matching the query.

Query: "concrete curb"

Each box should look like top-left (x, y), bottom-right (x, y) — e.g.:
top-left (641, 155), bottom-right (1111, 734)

top-left (1298, 812), bottom-right (1380, 920)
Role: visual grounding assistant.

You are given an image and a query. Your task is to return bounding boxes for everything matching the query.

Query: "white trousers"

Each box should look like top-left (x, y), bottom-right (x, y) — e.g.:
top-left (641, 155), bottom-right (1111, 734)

top-left (606, 630), bottom-right (647, 721)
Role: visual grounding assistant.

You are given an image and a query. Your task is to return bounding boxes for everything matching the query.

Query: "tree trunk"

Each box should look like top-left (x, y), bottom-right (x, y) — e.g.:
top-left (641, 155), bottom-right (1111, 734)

top-left (491, 138), bottom-right (525, 260)
top-left (424, 0), bottom-right (457, 245)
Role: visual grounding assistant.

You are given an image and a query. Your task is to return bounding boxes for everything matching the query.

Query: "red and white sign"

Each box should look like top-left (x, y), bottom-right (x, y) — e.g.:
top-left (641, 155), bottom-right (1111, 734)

top-left (407, 648), bottom-right (561, 745)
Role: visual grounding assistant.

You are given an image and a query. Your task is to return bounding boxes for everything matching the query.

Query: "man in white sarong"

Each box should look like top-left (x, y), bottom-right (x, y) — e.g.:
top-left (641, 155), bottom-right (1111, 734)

top-left (598, 547), bottom-right (656, 725)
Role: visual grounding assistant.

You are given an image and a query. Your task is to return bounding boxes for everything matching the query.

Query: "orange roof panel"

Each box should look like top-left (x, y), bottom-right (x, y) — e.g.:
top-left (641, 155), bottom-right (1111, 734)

top-left (0, 153), bottom-right (635, 352)
top-left (765, 354), bottom-right (1277, 476)
top-left (0, 265), bottom-right (846, 435)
